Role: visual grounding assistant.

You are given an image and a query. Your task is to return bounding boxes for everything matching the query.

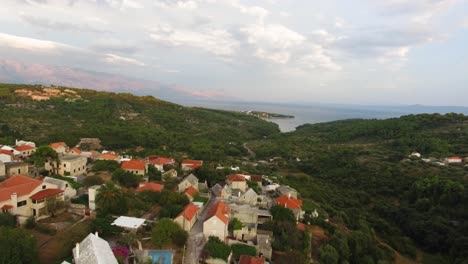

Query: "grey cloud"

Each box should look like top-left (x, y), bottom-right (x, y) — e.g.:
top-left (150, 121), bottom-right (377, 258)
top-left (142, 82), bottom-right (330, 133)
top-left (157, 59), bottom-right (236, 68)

top-left (90, 40), bottom-right (140, 54)
top-left (20, 14), bottom-right (111, 33)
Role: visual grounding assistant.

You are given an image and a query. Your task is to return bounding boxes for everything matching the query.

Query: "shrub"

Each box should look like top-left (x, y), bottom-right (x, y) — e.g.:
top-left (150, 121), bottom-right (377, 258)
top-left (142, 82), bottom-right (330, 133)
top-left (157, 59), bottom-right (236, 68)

top-left (24, 216), bottom-right (36, 229)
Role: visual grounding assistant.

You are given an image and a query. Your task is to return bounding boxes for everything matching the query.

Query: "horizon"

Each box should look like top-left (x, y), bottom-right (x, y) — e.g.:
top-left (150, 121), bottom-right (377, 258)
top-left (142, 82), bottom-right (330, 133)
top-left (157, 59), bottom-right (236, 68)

top-left (1, 1), bottom-right (468, 106)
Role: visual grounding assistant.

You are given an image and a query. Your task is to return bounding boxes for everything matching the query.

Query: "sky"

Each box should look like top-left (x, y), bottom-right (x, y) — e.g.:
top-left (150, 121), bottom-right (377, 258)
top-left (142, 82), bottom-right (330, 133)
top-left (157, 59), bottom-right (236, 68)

top-left (0, 0), bottom-right (467, 105)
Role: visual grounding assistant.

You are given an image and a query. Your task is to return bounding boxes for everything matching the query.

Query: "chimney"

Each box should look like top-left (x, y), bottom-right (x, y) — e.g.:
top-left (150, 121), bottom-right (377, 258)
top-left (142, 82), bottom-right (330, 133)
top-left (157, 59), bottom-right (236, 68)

top-left (288, 193), bottom-right (291, 198)
top-left (95, 232), bottom-right (99, 238)
top-left (75, 243), bottom-right (80, 258)
top-left (11, 193), bottom-right (18, 215)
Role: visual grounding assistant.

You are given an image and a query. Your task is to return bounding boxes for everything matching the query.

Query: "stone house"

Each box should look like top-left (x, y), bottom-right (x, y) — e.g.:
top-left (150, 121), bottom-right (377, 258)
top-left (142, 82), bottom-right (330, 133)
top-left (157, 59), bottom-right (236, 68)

top-left (121, 159), bottom-right (147, 176)
top-left (203, 201), bottom-right (230, 241)
top-left (178, 174), bottom-right (199, 193)
top-left (174, 203), bottom-right (199, 232)
top-left (45, 154), bottom-right (87, 176)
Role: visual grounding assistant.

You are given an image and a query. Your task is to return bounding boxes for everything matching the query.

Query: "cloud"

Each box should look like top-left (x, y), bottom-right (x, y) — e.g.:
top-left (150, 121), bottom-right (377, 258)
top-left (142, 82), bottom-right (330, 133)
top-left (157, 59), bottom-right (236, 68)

top-left (104, 53), bottom-right (145, 66)
top-left (0, 32), bottom-right (72, 52)
top-left (378, 0), bottom-right (457, 24)
top-left (19, 13), bottom-right (110, 33)
top-left (91, 38), bottom-right (139, 54)
top-left (150, 24), bottom-right (240, 57)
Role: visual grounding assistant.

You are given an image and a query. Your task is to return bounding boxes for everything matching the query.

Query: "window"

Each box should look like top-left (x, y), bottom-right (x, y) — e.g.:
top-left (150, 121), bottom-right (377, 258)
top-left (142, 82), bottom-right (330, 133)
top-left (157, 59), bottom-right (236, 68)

top-left (17, 200), bottom-right (27, 207)
top-left (64, 164), bottom-right (66, 167)
top-left (42, 185), bottom-right (46, 189)
top-left (18, 169), bottom-right (21, 174)
top-left (65, 184), bottom-right (68, 188)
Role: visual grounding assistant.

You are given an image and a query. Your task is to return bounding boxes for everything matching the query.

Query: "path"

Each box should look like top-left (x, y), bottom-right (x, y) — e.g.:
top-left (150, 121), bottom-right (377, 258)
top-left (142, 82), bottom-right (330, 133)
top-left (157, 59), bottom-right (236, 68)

top-left (243, 142), bottom-right (256, 158)
top-left (184, 196), bottom-right (216, 264)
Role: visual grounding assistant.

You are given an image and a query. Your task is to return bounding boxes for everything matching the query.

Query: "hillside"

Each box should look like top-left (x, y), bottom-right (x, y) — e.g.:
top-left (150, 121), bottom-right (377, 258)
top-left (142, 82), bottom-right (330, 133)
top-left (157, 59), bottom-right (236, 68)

top-left (250, 114), bottom-right (468, 263)
top-left (0, 83), bottom-right (280, 160)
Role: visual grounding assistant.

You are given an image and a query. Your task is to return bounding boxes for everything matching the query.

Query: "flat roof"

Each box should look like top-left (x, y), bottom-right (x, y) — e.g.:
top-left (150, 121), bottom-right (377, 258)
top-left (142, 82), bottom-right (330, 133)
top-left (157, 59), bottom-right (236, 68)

top-left (112, 216), bottom-right (145, 229)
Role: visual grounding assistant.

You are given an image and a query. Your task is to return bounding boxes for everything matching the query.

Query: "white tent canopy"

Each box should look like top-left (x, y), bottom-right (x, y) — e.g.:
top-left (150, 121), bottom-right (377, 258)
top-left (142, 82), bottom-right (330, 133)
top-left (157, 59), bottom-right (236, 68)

top-left (112, 216), bottom-right (146, 230)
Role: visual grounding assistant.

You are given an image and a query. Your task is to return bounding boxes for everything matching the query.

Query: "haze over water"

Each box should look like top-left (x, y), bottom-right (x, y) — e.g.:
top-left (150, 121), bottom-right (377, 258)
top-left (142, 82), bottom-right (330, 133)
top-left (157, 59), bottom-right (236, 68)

top-left (175, 100), bottom-right (468, 132)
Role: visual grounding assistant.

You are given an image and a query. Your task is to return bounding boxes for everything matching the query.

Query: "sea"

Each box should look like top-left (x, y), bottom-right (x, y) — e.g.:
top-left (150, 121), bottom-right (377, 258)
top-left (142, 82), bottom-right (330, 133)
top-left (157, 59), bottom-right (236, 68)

top-left (173, 99), bottom-right (468, 132)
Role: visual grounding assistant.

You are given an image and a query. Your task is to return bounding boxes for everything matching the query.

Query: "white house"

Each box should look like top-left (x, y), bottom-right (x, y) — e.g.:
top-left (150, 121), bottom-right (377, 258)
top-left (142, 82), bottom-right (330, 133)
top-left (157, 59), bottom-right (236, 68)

top-left (73, 233), bottom-right (118, 264)
top-left (409, 152), bottom-right (421, 158)
top-left (0, 146), bottom-right (20, 156)
top-left (43, 177), bottom-right (77, 200)
top-left (15, 139), bottom-right (36, 148)
top-left (49, 142), bottom-right (68, 154)
top-left (203, 201), bottom-right (230, 241)
top-left (88, 185), bottom-right (101, 211)
top-left (0, 150), bottom-right (13, 163)
top-left (174, 203), bottom-right (199, 232)
top-left (178, 174), bottom-right (199, 193)
top-left (445, 156), bottom-right (463, 163)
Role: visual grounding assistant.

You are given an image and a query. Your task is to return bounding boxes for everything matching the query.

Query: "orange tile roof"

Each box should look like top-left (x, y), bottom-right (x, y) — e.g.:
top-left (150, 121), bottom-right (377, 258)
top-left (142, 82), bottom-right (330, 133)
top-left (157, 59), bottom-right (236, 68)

top-left (1, 204), bottom-right (13, 210)
top-left (0, 149), bottom-right (13, 156)
top-left (184, 186), bottom-right (198, 197)
top-left (136, 182), bottom-right (164, 192)
top-left (67, 147), bottom-right (82, 154)
top-left (14, 145), bottom-right (35, 151)
top-left (250, 175), bottom-right (262, 182)
top-left (239, 256), bottom-right (265, 264)
top-left (182, 159), bottom-right (203, 169)
top-left (448, 156), bottom-right (462, 160)
top-left (121, 159), bottom-right (146, 170)
top-left (205, 201), bottom-right (230, 224)
top-left (275, 194), bottom-right (303, 209)
top-left (99, 153), bottom-right (120, 160)
top-left (149, 157), bottom-right (175, 166)
top-left (177, 203), bottom-right (199, 221)
top-left (49, 142), bottom-right (67, 149)
top-left (30, 189), bottom-right (63, 200)
top-left (0, 175), bottom-right (43, 202)
top-left (227, 174), bottom-right (246, 182)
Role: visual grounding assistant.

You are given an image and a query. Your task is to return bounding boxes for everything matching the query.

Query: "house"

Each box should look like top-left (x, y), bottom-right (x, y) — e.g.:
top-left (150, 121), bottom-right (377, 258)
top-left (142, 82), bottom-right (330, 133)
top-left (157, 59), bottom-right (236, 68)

top-left (174, 203), bottom-right (199, 232)
top-left (14, 145), bottom-right (36, 158)
top-left (239, 188), bottom-right (258, 206)
top-left (0, 146), bottom-right (20, 157)
top-left (73, 232), bottom-right (118, 264)
top-left (0, 149), bottom-right (14, 162)
top-left (50, 142), bottom-right (68, 154)
top-left (239, 256), bottom-right (265, 264)
top-left (136, 182), bottom-right (164, 192)
top-left (88, 185), bottom-right (101, 211)
top-left (184, 186), bottom-right (198, 201)
top-left (229, 203), bottom-right (272, 241)
top-left (220, 185), bottom-right (233, 200)
top-left (112, 216), bottom-right (146, 232)
top-left (409, 152), bottom-right (421, 158)
top-left (45, 154), bottom-right (87, 176)
top-left (162, 168), bottom-right (178, 181)
top-left (226, 174), bottom-right (247, 192)
top-left (97, 152), bottom-right (120, 161)
top-left (256, 230), bottom-right (273, 260)
top-left (43, 177), bottom-right (77, 200)
top-left (15, 139), bottom-right (36, 148)
top-left (445, 156), bottom-right (463, 163)
top-left (211, 183), bottom-right (224, 198)
top-left (203, 201), bottom-right (230, 241)
top-left (147, 156), bottom-right (175, 172)
top-left (121, 159), bottom-right (147, 176)
top-left (277, 185), bottom-right (298, 199)
top-left (275, 194), bottom-right (304, 221)
top-left (0, 175), bottom-right (64, 220)
top-left (0, 161), bottom-right (5, 178)
top-left (249, 175), bottom-right (263, 187)
top-left (181, 159), bottom-right (203, 171)
top-left (67, 147), bottom-right (82, 156)
top-left (265, 183), bottom-right (279, 192)
top-left (178, 174), bottom-right (199, 193)
top-left (4, 162), bottom-right (29, 177)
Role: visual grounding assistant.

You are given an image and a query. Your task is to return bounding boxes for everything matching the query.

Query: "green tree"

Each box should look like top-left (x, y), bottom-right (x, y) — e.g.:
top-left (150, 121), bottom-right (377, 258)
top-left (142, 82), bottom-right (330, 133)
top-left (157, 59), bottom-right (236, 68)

top-left (96, 182), bottom-right (128, 216)
top-left (92, 160), bottom-right (120, 172)
top-left (0, 212), bottom-right (16, 227)
top-left (231, 244), bottom-right (256, 258)
top-left (270, 205), bottom-right (296, 223)
top-left (203, 237), bottom-right (231, 261)
top-left (46, 195), bottom-right (66, 217)
top-left (148, 165), bottom-right (162, 182)
top-left (229, 218), bottom-right (244, 231)
top-left (0, 227), bottom-right (38, 264)
top-left (151, 218), bottom-right (187, 248)
top-left (83, 175), bottom-right (104, 187)
top-left (112, 168), bottom-right (141, 188)
top-left (319, 244), bottom-right (340, 264)
top-left (30, 146), bottom-right (59, 174)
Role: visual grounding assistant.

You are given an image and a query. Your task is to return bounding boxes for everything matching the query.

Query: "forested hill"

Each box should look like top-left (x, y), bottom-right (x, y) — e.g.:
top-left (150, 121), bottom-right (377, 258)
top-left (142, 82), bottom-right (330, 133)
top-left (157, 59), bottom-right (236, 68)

top-left (0, 83), bottom-right (279, 159)
top-left (250, 114), bottom-right (468, 263)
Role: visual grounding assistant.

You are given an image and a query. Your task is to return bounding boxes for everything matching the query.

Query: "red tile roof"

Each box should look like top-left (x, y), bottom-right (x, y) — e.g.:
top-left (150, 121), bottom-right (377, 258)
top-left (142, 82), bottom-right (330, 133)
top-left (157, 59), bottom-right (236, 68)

top-left (239, 256), bottom-right (265, 264)
top-left (0, 149), bottom-right (13, 156)
top-left (49, 142), bottom-right (67, 149)
top-left (205, 201), bottom-right (230, 224)
top-left (99, 153), bottom-right (120, 160)
top-left (227, 174), bottom-right (246, 182)
top-left (448, 156), bottom-right (462, 160)
top-left (14, 145), bottom-right (35, 151)
top-left (250, 175), bottom-right (262, 182)
top-left (136, 182), bottom-right (164, 192)
top-left (67, 147), bottom-right (82, 154)
top-left (182, 159), bottom-right (203, 169)
top-left (184, 186), bottom-right (198, 197)
top-left (149, 157), bottom-right (175, 166)
top-left (0, 175), bottom-right (43, 202)
top-left (275, 194), bottom-right (303, 209)
top-left (121, 159), bottom-right (146, 170)
top-left (177, 203), bottom-right (199, 221)
top-left (1, 204), bottom-right (13, 210)
top-left (30, 189), bottom-right (64, 200)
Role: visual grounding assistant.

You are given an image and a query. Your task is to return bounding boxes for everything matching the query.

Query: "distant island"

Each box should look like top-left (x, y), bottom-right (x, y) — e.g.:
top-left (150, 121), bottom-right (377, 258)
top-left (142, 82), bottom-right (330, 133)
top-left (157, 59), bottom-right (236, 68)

top-left (241, 110), bottom-right (294, 119)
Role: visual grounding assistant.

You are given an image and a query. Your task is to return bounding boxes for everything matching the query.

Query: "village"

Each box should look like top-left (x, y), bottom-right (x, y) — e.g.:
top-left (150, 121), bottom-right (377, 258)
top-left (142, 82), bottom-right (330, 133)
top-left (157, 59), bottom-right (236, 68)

top-left (0, 138), bottom-right (317, 264)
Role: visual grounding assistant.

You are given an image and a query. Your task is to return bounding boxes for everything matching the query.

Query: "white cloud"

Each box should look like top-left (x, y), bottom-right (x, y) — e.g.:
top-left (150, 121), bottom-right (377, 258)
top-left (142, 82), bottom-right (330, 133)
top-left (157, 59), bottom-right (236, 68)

top-left (241, 23), bottom-right (305, 63)
top-left (0, 32), bottom-right (71, 52)
top-left (104, 53), bottom-right (145, 66)
top-left (150, 24), bottom-right (240, 56)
